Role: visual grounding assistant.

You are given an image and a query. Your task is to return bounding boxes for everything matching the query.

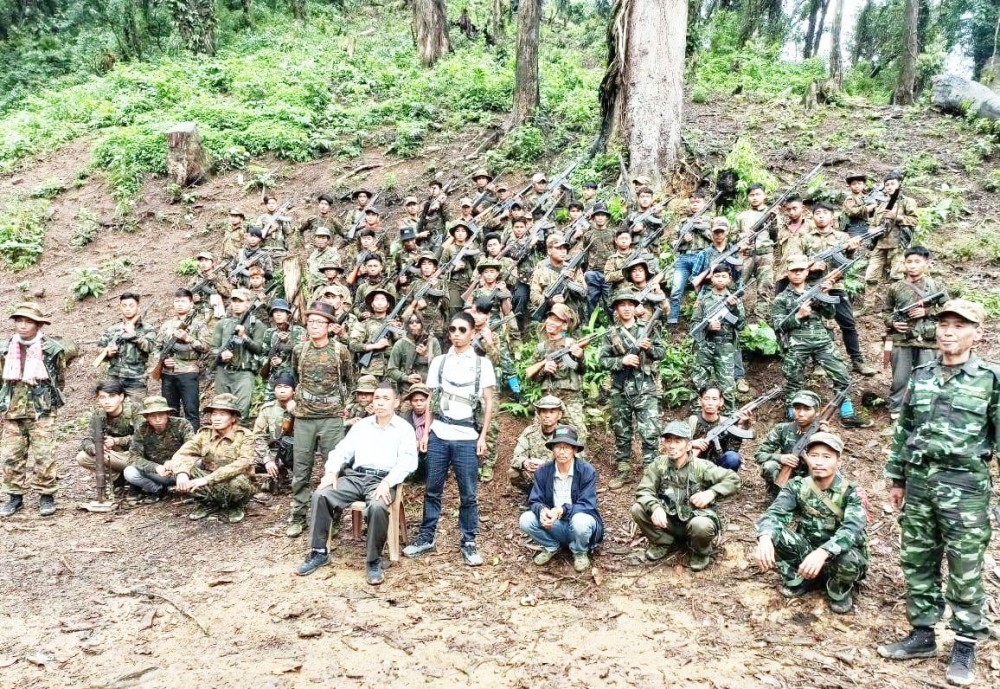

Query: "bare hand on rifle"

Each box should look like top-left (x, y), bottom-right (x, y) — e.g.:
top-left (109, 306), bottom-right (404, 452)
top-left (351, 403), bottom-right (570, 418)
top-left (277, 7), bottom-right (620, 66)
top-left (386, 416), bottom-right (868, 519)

top-left (105, 343), bottom-right (120, 357)
top-left (270, 356), bottom-right (282, 368)
top-left (709, 320), bottom-right (722, 332)
top-left (622, 353), bottom-right (641, 368)
top-left (637, 338), bottom-right (651, 351)
top-left (796, 302), bottom-right (814, 319)
top-left (265, 460), bottom-right (280, 479)
top-left (779, 453), bottom-right (800, 468)
top-left (542, 359), bottom-right (559, 375)
top-left (570, 343), bottom-right (584, 358)
top-left (369, 338), bottom-right (391, 351)
top-left (893, 320), bottom-right (911, 333)
top-left (907, 305), bottom-right (926, 319)
top-left (220, 350), bottom-right (234, 363)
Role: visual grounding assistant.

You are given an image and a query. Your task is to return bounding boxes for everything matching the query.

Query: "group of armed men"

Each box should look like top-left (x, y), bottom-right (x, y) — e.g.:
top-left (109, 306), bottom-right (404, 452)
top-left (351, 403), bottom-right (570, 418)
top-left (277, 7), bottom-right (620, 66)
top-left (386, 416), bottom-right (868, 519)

top-left (1, 164), bottom-right (997, 686)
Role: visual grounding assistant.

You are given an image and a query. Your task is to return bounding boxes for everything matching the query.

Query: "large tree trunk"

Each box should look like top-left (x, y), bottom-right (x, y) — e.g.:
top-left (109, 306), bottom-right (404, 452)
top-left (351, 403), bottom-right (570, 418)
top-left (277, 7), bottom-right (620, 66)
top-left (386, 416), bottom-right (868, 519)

top-left (803, 0), bottom-right (819, 59)
top-left (828, 0), bottom-right (843, 87)
top-left (486, 0), bottom-right (507, 46)
top-left (513, 0), bottom-right (541, 124)
top-left (412, 0), bottom-right (450, 67)
top-left (811, 0), bottom-right (829, 58)
top-left (167, 0), bottom-right (217, 55)
top-left (894, 0), bottom-right (918, 104)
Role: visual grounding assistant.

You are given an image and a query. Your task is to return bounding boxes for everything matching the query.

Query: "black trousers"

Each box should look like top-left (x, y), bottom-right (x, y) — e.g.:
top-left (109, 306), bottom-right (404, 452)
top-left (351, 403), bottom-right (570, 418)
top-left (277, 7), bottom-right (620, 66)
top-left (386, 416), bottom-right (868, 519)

top-left (831, 290), bottom-right (862, 360)
top-left (309, 469), bottom-right (395, 565)
top-left (161, 372), bottom-right (201, 430)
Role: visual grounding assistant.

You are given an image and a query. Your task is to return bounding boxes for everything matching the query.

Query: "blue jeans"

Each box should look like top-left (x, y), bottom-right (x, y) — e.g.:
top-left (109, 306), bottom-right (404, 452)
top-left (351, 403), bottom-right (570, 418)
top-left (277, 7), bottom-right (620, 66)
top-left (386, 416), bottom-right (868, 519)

top-left (519, 510), bottom-right (596, 554)
top-left (716, 451), bottom-right (742, 471)
top-left (418, 431), bottom-right (480, 543)
top-left (669, 253), bottom-right (699, 323)
top-left (585, 270), bottom-right (610, 317)
top-left (734, 347), bottom-right (745, 379)
top-left (123, 465), bottom-right (175, 494)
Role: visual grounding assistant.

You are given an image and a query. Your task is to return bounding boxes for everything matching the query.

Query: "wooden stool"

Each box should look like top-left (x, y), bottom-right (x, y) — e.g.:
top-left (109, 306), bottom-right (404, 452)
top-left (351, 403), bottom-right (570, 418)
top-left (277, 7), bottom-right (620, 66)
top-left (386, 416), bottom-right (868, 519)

top-left (350, 486), bottom-right (407, 562)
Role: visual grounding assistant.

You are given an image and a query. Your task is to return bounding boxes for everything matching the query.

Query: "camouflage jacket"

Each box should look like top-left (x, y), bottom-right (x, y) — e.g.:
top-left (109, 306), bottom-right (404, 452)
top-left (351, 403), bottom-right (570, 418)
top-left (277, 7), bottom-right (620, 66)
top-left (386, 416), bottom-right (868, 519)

top-left (599, 320), bottom-right (666, 394)
top-left (211, 314), bottom-right (267, 371)
top-left (353, 280), bottom-right (397, 319)
top-left (387, 335), bottom-right (442, 394)
top-left (529, 259), bottom-right (586, 311)
top-left (692, 289), bottom-right (746, 343)
top-left (263, 324), bottom-right (308, 378)
top-left (252, 400), bottom-right (293, 462)
top-left (735, 207), bottom-right (774, 254)
top-left (98, 321), bottom-right (157, 383)
top-left (157, 315), bottom-right (211, 375)
top-left (348, 316), bottom-right (397, 378)
top-left (604, 250), bottom-right (657, 287)
top-left (307, 246), bottom-right (343, 289)
top-left (229, 247), bottom-right (275, 286)
top-left (755, 421), bottom-right (812, 481)
top-left (532, 336), bottom-right (585, 394)
top-left (292, 339), bottom-right (353, 418)
top-left (188, 270), bottom-right (231, 319)
top-left (873, 194), bottom-right (918, 249)
top-left (405, 276), bottom-right (450, 334)
top-left (775, 218), bottom-right (813, 271)
top-left (673, 217), bottom-right (712, 255)
top-left (881, 276), bottom-right (946, 347)
top-left (772, 284), bottom-right (836, 346)
top-left (254, 213), bottom-right (291, 254)
top-left (167, 425), bottom-right (255, 485)
top-left (128, 416), bottom-right (195, 474)
top-left (82, 400), bottom-right (140, 455)
top-left (636, 453), bottom-right (741, 522)
top-left (511, 423), bottom-right (556, 471)
top-left (584, 224), bottom-right (616, 272)
top-left (757, 474), bottom-right (868, 556)
top-left (441, 242), bottom-right (477, 289)
top-left (841, 192), bottom-right (874, 228)
top-left (0, 335), bottom-right (70, 419)
top-left (886, 354), bottom-right (1000, 479)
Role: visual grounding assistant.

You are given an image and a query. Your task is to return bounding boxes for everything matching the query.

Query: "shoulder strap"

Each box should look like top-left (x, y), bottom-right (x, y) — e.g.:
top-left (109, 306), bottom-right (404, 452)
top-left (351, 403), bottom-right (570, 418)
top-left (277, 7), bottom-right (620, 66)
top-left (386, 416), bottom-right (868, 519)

top-left (687, 414), bottom-right (699, 438)
top-left (804, 477), bottom-right (845, 520)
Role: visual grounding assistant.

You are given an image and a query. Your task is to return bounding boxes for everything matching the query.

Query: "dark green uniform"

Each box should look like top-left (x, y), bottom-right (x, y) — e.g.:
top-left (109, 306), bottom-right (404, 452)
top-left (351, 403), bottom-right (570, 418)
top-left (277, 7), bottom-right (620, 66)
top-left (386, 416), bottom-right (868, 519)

top-left (211, 314), bottom-right (267, 420)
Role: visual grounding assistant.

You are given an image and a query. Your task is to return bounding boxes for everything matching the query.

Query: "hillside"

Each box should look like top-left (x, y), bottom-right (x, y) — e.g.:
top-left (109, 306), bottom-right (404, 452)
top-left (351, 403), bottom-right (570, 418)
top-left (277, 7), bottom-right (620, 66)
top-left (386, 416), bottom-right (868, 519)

top-left (1, 3), bottom-right (1000, 688)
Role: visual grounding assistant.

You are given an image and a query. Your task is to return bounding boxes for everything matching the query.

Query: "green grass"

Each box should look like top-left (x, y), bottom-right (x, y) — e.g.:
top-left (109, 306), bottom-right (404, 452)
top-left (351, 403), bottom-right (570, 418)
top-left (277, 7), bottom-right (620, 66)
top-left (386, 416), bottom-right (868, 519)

top-left (0, 196), bottom-right (51, 270)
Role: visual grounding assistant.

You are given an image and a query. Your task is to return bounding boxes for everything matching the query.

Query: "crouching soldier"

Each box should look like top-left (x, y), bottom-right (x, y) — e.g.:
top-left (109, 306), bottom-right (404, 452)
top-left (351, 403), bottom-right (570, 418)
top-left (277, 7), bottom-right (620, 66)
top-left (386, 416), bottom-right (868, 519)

top-left (122, 396), bottom-right (194, 501)
top-left (252, 372), bottom-right (296, 491)
top-left (630, 420), bottom-right (741, 571)
top-left (76, 380), bottom-right (139, 491)
top-left (755, 432), bottom-right (867, 614)
top-left (162, 394), bottom-right (255, 523)
top-left (509, 395), bottom-right (564, 495)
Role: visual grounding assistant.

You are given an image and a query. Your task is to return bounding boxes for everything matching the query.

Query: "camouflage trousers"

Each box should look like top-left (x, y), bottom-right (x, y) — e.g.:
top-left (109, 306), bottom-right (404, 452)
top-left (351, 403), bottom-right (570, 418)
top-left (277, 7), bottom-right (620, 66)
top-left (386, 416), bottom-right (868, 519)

top-left (900, 465), bottom-right (992, 640)
top-left (772, 528), bottom-right (867, 600)
top-left (693, 339), bottom-right (737, 408)
top-left (742, 253), bottom-right (774, 320)
top-left (559, 396), bottom-right (588, 447)
top-left (508, 466), bottom-right (536, 494)
top-left (780, 339), bottom-right (851, 405)
top-left (189, 466), bottom-right (254, 509)
top-left (2, 415), bottom-right (58, 495)
top-left (482, 417), bottom-right (499, 470)
top-left (630, 503), bottom-right (718, 555)
top-left (864, 247), bottom-right (904, 284)
top-left (610, 389), bottom-right (660, 471)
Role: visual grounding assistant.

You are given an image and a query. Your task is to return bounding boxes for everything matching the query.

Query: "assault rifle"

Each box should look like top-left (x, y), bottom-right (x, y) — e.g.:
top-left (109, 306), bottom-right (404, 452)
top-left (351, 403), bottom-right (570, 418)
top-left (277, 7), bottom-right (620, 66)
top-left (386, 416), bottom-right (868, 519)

top-left (415, 180), bottom-right (458, 237)
top-left (471, 313), bottom-right (518, 352)
top-left (563, 214), bottom-right (589, 247)
top-left (151, 310), bottom-right (197, 382)
top-left (259, 323), bottom-right (292, 380)
top-left (259, 198), bottom-right (294, 241)
top-left (227, 250), bottom-right (265, 283)
top-left (615, 306), bottom-right (664, 383)
top-left (776, 386), bottom-right (851, 488)
top-left (212, 300), bottom-right (258, 369)
top-left (690, 279), bottom-right (755, 341)
top-left (776, 257), bottom-right (860, 331)
top-left (636, 266), bottom-right (672, 303)
top-left (530, 160), bottom-right (579, 216)
top-left (358, 293), bottom-right (412, 369)
top-left (346, 192), bottom-right (381, 242)
top-left (809, 225), bottom-right (888, 268)
top-left (620, 223), bottom-right (667, 270)
top-left (890, 290), bottom-right (947, 324)
top-left (671, 190), bottom-right (722, 252)
top-left (540, 329), bottom-right (605, 363)
top-left (189, 262), bottom-right (226, 295)
top-left (92, 300), bottom-right (157, 368)
top-left (700, 386), bottom-right (782, 453)
top-left (627, 199), bottom-right (670, 232)
top-left (530, 239), bottom-right (593, 322)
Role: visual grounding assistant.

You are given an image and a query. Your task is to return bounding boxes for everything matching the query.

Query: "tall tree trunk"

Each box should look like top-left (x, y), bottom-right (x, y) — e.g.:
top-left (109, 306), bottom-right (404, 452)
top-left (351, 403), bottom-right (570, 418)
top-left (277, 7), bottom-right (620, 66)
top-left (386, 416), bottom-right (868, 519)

top-left (168, 0), bottom-right (217, 55)
top-left (894, 0), bottom-right (918, 104)
top-left (828, 0), bottom-right (843, 88)
top-left (412, 0), bottom-right (450, 67)
top-left (811, 0), bottom-right (829, 58)
top-left (290, 0), bottom-right (305, 22)
top-left (513, 0), bottom-right (541, 124)
top-left (803, 0), bottom-right (818, 59)
top-left (486, 0), bottom-right (507, 46)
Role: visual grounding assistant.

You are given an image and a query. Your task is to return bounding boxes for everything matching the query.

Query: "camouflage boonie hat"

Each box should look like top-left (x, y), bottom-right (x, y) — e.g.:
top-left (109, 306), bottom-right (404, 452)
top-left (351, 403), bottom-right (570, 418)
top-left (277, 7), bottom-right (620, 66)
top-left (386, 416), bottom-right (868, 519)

top-left (404, 196), bottom-right (420, 205)
top-left (228, 208), bottom-right (246, 218)
top-left (364, 288), bottom-right (396, 311)
top-left (623, 255), bottom-right (652, 274)
top-left (610, 290), bottom-right (641, 307)
top-left (545, 232), bottom-right (569, 248)
top-left (472, 168), bottom-right (492, 182)
top-left (403, 383), bottom-right (430, 400)
top-left (230, 289), bottom-right (253, 302)
top-left (534, 395), bottom-right (566, 411)
top-left (547, 303), bottom-right (577, 329)
top-left (355, 375), bottom-right (379, 394)
top-left (545, 425), bottom-right (584, 450)
top-left (319, 261), bottom-right (344, 273)
top-left (531, 172), bottom-right (547, 183)
top-left (937, 299), bottom-right (986, 325)
top-left (204, 393), bottom-right (241, 413)
top-left (9, 302), bottom-right (50, 325)
top-left (448, 220), bottom-right (471, 236)
top-left (661, 420), bottom-right (693, 439)
top-left (477, 258), bottom-right (502, 273)
top-left (196, 251), bottom-right (215, 261)
top-left (786, 255), bottom-right (810, 271)
top-left (313, 227), bottom-right (332, 238)
top-left (418, 251), bottom-right (440, 265)
top-left (790, 390), bottom-right (822, 408)
top-left (711, 217), bottom-right (730, 231)
top-left (138, 396), bottom-right (175, 415)
top-left (805, 431), bottom-right (844, 455)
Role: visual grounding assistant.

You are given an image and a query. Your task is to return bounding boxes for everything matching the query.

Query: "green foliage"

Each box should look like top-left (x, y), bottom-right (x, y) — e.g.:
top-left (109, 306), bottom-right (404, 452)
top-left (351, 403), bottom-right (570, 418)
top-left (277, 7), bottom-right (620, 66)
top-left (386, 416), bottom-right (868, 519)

top-left (951, 284), bottom-right (1000, 318)
top-left (982, 170), bottom-right (1000, 193)
top-left (739, 321), bottom-right (779, 356)
top-left (72, 207), bottom-right (101, 248)
top-left (70, 267), bottom-right (108, 300)
top-left (905, 153), bottom-right (940, 177)
top-left (175, 257), bottom-right (199, 275)
top-left (487, 126), bottom-right (546, 170)
top-left (29, 177), bottom-right (68, 200)
top-left (0, 196), bottom-right (50, 270)
top-left (101, 256), bottom-right (134, 286)
top-left (720, 137), bottom-right (779, 211)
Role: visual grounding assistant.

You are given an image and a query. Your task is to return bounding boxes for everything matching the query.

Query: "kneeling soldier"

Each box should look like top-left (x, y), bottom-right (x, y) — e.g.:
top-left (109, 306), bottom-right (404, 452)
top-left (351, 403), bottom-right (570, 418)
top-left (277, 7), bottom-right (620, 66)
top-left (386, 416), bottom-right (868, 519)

top-left (630, 420), bottom-right (741, 570)
top-left (755, 432), bottom-right (868, 614)
top-left (122, 396), bottom-right (194, 501)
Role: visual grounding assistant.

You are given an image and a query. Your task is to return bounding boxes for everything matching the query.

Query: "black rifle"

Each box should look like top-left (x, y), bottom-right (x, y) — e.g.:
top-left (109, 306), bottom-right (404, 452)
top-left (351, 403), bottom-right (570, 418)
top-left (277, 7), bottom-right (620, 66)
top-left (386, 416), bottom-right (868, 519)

top-left (92, 300), bottom-right (158, 368)
top-left (530, 160), bottom-right (579, 216)
top-left (636, 266), bottom-right (672, 304)
top-left (671, 190), bottom-right (722, 252)
top-left (613, 306), bottom-right (664, 384)
top-left (891, 291), bottom-right (947, 324)
top-left (690, 279), bottom-right (755, 341)
top-left (810, 226), bottom-right (888, 268)
top-left (358, 294), bottom-right (412, 369)
top-left (777, 386), bottom-right (851, 487)
top-left (226, 250), bottom-right (265, 283)
top-left (701, 386), bottom-right (782, 452)
top-left (541, 329), bottom-right (605, 363)
top-left (259, 323), bottom-right (293, 380)
top-left (776, 258), bottom-right (860, 331)
top-left (152, 310), bottom-right (197, 382)
top-left (530, 239), bottom-right (592, 322)
top-left (347, 192), bottom-right (381, 241)
top-left (212, 301), bottom-right (258, 369)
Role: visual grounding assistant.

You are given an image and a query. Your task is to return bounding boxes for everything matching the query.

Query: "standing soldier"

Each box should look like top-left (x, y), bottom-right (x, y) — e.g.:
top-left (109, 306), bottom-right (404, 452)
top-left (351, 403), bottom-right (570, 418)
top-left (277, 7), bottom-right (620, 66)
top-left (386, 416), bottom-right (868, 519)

top-left (505, 216), bottom-right (536, 329)
top-left (255, 194), bottom-right (292, 257)
top-left (841, 174), bottom-right (876, 238)
top-left (469, 168), bottom-right (496, 216)
top-left (755, 390), bottom-right (827, 498)
top-left (221, 208), bottom-right (247, 262)
top-left (95, 291), bottom-right (157, 406)
top-left (188, 251), bottom-right (229, 326)
top-left (405, 253), bottom-right (450, 339)
top-left (261, 299), bottom-right (307, 400)
top-left (583, 201), bottom-right (616, 319)
top-left (864, 170), bottom-right (918, 286)
top-left (690, 264), bottom-right (745, 409)
top-left (525, 304), bottom-right (588, 444)
top-left (156, 288), bottom-right (210, 430)
top-left (736, 184), bottom-right (777, 319)
top-left (530, 233), bottom-right (587, 322)
top-left (230, 227), bottom-right (275, 288)
top-left (211, 289), bottom-right (267, 422)
top-left (297, 193), bottom-right (336, 238)
top-left (878, 300), bottom-right (999, 687)
top-left (387, 314), bottom-right (440, 399)
top-left (286, 302), bottom-right (354, 537)
top-left (336, 188), bottom-right (372, 245)
top-left (306, 227), bottom-right (341, 292)
top-left (1, 303), bottom-right (72, 517)
top-left (600, 291), bottom-right (665, 490)
top-left (349, 289), bottom-right (400, 380)
top-left (774, 194), bottom-right (812, 276)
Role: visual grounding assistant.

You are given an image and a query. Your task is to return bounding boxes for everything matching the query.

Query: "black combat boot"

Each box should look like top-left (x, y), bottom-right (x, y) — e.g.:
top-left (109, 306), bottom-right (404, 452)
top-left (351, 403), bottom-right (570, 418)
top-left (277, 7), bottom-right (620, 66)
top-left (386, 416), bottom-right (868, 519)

top-left (38, 494), bottom-right (56, 516)
top-left (0, 494), bottom-right (24, 517)
top-left (945, 640), bottom-right (976, 686)
top-left (877, 626), bottom-right (937, 659)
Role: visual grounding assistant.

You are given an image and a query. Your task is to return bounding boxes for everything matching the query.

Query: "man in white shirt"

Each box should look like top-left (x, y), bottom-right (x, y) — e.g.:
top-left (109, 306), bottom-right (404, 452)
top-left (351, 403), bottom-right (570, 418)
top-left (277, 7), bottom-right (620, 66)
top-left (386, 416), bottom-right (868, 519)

top-left (403, 312), bottom-right (496, 566)
top-left (295, 384), bottom-right (417, 585)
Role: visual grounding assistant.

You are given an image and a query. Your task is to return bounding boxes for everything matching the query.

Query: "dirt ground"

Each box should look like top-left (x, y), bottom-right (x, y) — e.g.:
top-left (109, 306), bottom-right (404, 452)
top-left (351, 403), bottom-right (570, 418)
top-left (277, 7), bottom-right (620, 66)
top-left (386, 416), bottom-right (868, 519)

top-left (2, 101), bottom-right (1000, 688)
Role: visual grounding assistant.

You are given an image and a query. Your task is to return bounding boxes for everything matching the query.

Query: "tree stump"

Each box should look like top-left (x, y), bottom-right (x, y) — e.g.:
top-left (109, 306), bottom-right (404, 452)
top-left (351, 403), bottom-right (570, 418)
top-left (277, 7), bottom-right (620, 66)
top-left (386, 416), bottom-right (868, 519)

top-left (166, 123), bottom-right (209, 187)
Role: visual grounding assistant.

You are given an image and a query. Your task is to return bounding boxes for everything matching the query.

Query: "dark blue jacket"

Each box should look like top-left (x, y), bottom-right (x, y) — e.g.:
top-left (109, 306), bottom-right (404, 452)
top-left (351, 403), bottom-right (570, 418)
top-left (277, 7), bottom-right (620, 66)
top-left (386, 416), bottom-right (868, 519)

top-left (529, 458), bottom-right (604, 547)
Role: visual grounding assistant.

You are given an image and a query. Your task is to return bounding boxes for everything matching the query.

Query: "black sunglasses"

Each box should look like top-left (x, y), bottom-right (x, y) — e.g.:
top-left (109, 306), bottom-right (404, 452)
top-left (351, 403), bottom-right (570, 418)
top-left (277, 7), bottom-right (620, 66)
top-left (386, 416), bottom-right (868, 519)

top-left (449, 325), bottom-right (469, 333)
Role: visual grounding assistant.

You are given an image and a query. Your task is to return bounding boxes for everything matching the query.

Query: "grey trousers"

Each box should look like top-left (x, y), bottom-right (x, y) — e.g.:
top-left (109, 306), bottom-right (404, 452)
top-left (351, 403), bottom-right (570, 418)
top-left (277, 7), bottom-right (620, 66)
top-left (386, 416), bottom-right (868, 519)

top-left (309, 470), bottom-right (396, 565)
top-left (123, 465), bottom-right (175, 494)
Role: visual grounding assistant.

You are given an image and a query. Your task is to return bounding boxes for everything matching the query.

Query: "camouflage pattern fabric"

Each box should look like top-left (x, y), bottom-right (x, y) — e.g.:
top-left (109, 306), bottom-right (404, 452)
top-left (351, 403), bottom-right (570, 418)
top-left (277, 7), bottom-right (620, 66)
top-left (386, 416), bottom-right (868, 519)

top-left (97, 321), bottom-right (157, 386)
top-left (1, 416), bottom-right (59, 495)
top-left (348, 316), bottom-right (395, 379)
top-left (292, 339), bottom-right (353, 418)
top-left (167, 425), bottom-right (256, 486)
top-left (755, 421), bottom-right (812, 487)
top-left (691, 288), bottom-right (746, 407)
top-left (128, 416), bottom-right (194, 474)
top-left (509, 423), bottom-right (556, 491)
top-left (81, 400), bottom-right (140, 456)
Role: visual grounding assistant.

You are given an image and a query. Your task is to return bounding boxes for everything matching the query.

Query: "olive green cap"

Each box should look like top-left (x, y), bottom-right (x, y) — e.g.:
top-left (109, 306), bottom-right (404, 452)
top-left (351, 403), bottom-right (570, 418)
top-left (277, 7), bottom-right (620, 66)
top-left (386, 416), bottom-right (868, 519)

top-left (610, 290), bottom-right (641, 307)
top-left (9, 302), bottom-right (50, 325)
top-left (534, 395), bottom-right (566, 411)
top-left (661, 420), bottom-right (693, 439)
top-left (790, 390), bottom-right (822, 408)
top-left (355, 375), bottom-right (379, 394)
top-left (204, 393), bottom-right (241, 413)
top-left (805, 431), bottom-right (844, 455)
top-left (138, 396), bottom-right (175, 415)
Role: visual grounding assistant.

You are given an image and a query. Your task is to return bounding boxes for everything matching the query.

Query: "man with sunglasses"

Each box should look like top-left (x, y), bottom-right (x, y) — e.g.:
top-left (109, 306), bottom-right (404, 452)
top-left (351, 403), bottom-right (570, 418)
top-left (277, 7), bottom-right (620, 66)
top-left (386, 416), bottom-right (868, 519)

top-left (404, 312), bottom-right (496, 566)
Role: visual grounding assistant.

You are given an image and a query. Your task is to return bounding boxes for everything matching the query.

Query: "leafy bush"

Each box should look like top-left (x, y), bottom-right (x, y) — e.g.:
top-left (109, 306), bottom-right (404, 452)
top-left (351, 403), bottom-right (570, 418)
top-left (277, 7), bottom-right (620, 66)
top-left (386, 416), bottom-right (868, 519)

top-left (176, 257), bottom-right (199, 275)
top-left (0, 196), bottom-right (51, 270)
top-left (740, 322), bottom-right (779, 356)
top-left (72, 207), bottom-right (101, 248)
top-left (488, 126), bottom-right (546, 170)
top-left (70, 267), bottom-right (108, 300)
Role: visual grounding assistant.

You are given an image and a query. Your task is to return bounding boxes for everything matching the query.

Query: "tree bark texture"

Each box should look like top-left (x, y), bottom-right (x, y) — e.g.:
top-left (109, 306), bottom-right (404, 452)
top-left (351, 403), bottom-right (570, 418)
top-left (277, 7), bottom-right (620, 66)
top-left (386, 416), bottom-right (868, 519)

top-left (513, 0), bottom-right (541, 124)
top-left (413, 0), bottom-right (450, 67)
top-left (487, 0), bottom-right (507, 46)
top-left (166, 122), bottom-right (209, 186)
top-left (828, 0), bottom-right (844, 87)
top-left (167, 0), bottom-right (217, 55)
top-left (894, 0), bottom-right (918, 104)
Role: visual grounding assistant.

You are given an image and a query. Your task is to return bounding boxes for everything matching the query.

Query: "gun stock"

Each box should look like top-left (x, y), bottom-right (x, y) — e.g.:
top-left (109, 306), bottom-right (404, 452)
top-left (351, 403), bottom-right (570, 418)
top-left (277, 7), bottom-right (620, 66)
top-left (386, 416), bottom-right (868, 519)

top-left (775, 387), bottom-right (850, 487)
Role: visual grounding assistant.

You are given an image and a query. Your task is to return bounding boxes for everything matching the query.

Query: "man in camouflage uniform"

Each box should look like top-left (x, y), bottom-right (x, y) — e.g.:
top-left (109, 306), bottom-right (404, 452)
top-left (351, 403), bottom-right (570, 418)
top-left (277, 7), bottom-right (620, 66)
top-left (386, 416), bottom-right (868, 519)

top-left (349, 289), bottom-right (401, 380)
top-left (230, 226), bottom-right (275, 288)
top-left (509, 395), bottom-right (564, 494)
top-left (756, 432), bottom-right (868, 614)
top-left (691, 264), bottom-right (745, 409)
top-left (306, 227), bottom-right (341, 291)
top-left (344, 375), bottom-right (377, 429)
top-left (157, 287), bottom-right (210, 430)
top-left (735, 184), bottom-right (777, 315)
top-left (261, 299), bottom-right (306, 401)
top-left (772, 257), bottom-right (867, 428)
top-left (252, 372), bottom-right (296, 491)
top-left (221, 208), bottom-right (247, 262)
top-left (286, 302), bottom-right (354, 537)
top-left (0, 303), bottom-right (73, 517)
top-left (626, 187), bottom-right (665, 250)
top-left (387, 314), bottom-right (440, 399)
top-left (604, 229), bottom-right (653, 295)
top-left (882, 245), bottom-right (947, 418)
top-left (667, 193), bottom-right (713, 325)
top-left (755, 390), bottom-right (826, 497)
top-left (630, 421), bottom-right (742, 571)
top-left (878, 299), bottom-right (999, 687)
top-left (864, 170), bottom-right (919, 285)
top-left (211, 289), bottom-right (267, 422)
top-left (405, 253), bottom-right (450, 339)
top-left (600, 291), bottom-right (666, 490)
top-left (583, 202), bottom-right (615, 318)
top-left (774, 194), bottom-right (812, 276)
top-left (841, 174), bottom-right (877, 239)
top-left (122, 396), bottom-right (194, 500)
top-left (255, 194), bottom-right (292, 257)
top-left (76, 380), bottom-right (139, 489)
top-left (163, 393), bottom-right (255, 523)
top-left (504, 216), bottom-right (536, 329)
top-left (188, 252), bottom-right (230, 326)
top-left (530, 233), bottom-right (587, 323)
top-left (96, 291), bottom-right (157, 406)
top-left (525, 303), bottom-right (588, 444)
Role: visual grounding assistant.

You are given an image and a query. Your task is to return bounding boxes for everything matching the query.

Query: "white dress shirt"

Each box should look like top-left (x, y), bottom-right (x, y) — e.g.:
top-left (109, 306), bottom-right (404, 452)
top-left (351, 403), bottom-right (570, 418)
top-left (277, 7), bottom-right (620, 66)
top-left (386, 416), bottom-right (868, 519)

top-left (324, 414), bottom-right (418, 487)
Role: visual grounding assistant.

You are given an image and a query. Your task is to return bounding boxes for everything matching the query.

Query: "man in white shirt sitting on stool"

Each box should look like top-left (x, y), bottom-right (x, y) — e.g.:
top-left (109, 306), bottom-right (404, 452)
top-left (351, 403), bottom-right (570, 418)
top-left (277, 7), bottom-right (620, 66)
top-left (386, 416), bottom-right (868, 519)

top-left (295, 383), bottom-right (417, 585)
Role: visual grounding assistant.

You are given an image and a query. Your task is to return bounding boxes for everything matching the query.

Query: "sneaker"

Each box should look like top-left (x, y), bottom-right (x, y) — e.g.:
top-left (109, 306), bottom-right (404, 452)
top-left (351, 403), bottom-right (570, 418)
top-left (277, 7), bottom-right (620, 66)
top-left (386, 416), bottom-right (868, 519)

top-left (689, 551), bottom-right (711, 571)
top-left (402, 538), bottom-right (436, 558)
top-left (189, 505), bottom-right (213, 520)
top-left (945, 640), bottom-right (976, 686)
top-left (296, 549), bottom-right (331, 576)
top-left (38, 495), bottom-right (56, 517)
top-left (877, 627), bottom-right (937, 660)
top-left (366, 560), bottom-right (385, 586)
top-left (736, 379), bottom-right (750, 394)
top-left (479, 465), bottom-right (494, 483)
top-left (572, 552), bottom-right (591, 573)
top-left (460, 541), bottom-right (484, 566)
top-left (645, 544), bottom-right (671, 561)
top-left (226, 506), bottom-right (245, 524)
top-left (828, 592), bottom-right (853, 614)
top-left (139, 490), bottom-right (166, 505)
top-left (608, 469), bottom-right (630, 491)
top-left (1, 494), bottom-right (24, 517)
top-left (852, 358), bottom-right (877, 376)
top-left (841, 412), bottom-right (874, 429)
top-left (285, 519), bottom-right (306, 538)
top-left (533, 549), bottom-right (558, 566)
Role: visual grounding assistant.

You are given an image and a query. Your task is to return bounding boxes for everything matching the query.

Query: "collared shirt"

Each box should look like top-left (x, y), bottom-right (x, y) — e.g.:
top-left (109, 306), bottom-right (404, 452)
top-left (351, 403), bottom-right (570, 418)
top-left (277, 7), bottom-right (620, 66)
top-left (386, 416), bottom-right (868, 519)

top-left (324, 414), bottom-right (418, 487)
top-left (426, 346), bottom-right (496, 442)
top-left (552, 463), bottom-right (574, 509)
